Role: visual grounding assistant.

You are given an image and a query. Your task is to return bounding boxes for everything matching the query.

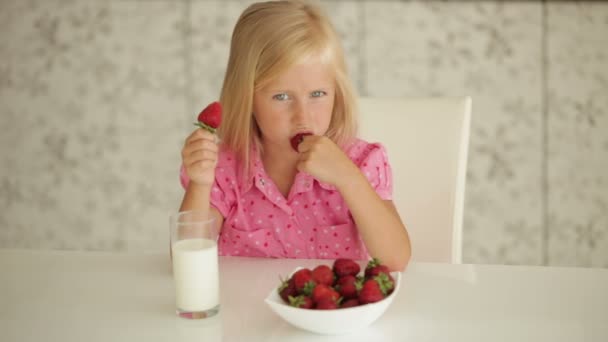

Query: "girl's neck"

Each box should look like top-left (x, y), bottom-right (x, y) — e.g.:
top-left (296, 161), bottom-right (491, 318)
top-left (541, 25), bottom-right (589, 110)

top-left (260, 143), bottom-right (298, 198)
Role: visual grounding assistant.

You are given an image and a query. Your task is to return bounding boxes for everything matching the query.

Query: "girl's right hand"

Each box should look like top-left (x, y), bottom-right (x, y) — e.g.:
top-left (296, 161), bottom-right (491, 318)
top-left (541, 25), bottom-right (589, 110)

top-left (181, 129), bottom-right (219, 187)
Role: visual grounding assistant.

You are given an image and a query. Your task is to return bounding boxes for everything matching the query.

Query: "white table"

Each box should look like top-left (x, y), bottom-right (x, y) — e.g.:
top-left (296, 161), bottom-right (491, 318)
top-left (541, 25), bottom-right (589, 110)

top-left (1, 249), bottom-right (607, 342)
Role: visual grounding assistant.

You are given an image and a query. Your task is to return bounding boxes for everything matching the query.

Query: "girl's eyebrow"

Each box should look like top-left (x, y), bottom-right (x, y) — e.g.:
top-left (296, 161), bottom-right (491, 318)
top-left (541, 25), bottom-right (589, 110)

top-left (266, 86), bottom-right (332, 92)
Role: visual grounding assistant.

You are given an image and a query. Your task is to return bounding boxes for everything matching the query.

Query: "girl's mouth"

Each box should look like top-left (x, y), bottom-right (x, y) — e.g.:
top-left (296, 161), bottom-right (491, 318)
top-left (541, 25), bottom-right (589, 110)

top-left (290, 132), bottom-right (312, 152)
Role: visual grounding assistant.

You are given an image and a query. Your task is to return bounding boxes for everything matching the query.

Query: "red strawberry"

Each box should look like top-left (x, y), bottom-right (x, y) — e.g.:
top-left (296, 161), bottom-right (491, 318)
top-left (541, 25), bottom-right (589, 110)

top-left (335, 275), bottom-right (362, 300)
top-left (288, 295), bottom-right (313, 309)
top-left (365, 258), bottom-right (391, 278)
top-left (290, 132), bottom-right (312, 152)
top-left (278, 276), bottom-right (297, 304)
top-left (375, 272), bottom-right (395, 295)
top-left (340, 298), bottom-right (360, 308)
top-left (292, 268), bottom-right (315, 293)
top-left (365, 258), bottom-right (395, 293)
top-left (311, 284), bottom-right (340, 304)
top-left (359, 273), bottom-right (394, 304)
top-left (333, 258), bottom-right (360, 277)
top-left (358, 279), bottom-right (385, 304)
top-left (311, 265), bottom-right (334, 286)
top-left (301, 280), bottom-right (316, 297)
top-left (195, 101), bottom-right (222, 133)
top-left (315, 297), bottom-right (339, 310)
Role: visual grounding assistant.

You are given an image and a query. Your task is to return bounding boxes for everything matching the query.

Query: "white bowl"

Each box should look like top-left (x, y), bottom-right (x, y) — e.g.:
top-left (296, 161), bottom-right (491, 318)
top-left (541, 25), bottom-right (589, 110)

top-left (264, 269), bottom-right (401, 335)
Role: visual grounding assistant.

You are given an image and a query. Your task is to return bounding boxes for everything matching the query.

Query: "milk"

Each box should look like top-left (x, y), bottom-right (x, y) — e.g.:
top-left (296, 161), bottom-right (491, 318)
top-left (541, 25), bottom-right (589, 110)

top-left (172, 238), bottom-right (219, 312)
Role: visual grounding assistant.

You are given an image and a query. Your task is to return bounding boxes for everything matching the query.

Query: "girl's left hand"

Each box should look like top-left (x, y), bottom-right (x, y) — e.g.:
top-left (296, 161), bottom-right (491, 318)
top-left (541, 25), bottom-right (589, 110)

top-left (295, 135), bottom-right (358, 188)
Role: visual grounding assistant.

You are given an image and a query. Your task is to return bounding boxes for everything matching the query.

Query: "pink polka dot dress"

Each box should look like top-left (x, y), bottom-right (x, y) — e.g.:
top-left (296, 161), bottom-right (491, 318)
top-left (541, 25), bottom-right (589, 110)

top-left (180, 138), bottom-right (393, 260)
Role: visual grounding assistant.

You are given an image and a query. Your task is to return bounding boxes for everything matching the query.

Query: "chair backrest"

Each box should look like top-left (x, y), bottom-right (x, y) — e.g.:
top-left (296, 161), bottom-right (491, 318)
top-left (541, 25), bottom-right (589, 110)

top-left (357, 97), bottom-right (472, 263)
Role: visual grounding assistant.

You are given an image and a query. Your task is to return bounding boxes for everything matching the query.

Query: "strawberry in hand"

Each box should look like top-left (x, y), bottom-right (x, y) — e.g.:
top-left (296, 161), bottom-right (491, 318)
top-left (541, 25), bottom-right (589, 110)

top-left (194, 101), bottom-right (222, 134)
top-left (290, 132), bottom-right (312, 152)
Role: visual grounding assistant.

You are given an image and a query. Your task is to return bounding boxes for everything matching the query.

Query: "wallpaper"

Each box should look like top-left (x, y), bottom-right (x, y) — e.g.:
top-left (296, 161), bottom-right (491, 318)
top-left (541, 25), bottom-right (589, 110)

top-left (1, 0), bottom-right (606, 267)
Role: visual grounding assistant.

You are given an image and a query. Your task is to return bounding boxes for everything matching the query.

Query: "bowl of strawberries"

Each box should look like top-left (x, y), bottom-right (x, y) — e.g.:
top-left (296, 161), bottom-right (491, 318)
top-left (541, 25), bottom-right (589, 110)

top-left (264, 258), bottom-right (401, 335)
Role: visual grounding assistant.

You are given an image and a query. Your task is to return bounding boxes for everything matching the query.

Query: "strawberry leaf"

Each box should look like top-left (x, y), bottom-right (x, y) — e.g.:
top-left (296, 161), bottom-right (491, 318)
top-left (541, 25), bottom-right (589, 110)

top-left (194, 122), bottom-right (217, 134)
top-left (302, 281), bottom-right (316, 297)
top-left (366, 257), bottom-right (381, 270)
top-left (373, 273), bottom-right (394, 296)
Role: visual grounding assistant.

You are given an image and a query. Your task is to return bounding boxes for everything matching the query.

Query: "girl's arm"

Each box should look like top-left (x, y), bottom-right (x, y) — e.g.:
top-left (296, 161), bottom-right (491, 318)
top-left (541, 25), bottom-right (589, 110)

top-left (296, 136), bottom-right (411, 271)
top-left (179, 128), bottom-right (225, 230)
top-left (179, 183), bottom-right (225, 228)
top-left (336, 171), bottom-right (411, 271)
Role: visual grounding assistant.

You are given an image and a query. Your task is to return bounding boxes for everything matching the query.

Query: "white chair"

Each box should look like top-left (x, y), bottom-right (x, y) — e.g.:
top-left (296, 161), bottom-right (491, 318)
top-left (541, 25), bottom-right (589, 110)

top-left (357, 97), bottom-right (472, 263)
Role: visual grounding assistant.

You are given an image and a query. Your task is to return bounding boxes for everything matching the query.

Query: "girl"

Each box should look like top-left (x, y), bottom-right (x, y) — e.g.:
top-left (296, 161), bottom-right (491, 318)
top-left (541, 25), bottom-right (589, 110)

top-left (179, 0), bottom-right (410, 271)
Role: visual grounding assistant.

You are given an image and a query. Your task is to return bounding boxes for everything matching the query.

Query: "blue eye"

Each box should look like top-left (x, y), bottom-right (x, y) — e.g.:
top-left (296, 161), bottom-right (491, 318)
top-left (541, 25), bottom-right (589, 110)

top-left (311, 90), bottom-right (326, 98)
top-left (273, 93), bottom-right (289, 101)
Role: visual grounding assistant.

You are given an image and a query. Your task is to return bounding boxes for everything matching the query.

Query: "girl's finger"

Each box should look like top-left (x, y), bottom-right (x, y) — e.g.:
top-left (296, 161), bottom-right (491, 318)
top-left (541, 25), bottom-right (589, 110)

top-left (185, 129), bottom-right (217, 145)
top-left (185, 150), bottom-right (218, 166)
top-left (182, 139), bottom-right (218, 157)
top-left (298, 134), bottom-right (323, 153)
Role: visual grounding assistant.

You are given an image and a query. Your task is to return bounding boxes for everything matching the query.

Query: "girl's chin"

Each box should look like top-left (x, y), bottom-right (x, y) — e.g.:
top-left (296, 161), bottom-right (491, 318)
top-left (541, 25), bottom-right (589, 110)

top-left (259, 140), bottom-right (300, 153)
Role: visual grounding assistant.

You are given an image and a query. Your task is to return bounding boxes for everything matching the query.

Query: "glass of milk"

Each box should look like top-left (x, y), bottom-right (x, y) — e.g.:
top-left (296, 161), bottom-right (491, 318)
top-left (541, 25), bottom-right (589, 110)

top-left (170, 210), bottom-right (220, 319)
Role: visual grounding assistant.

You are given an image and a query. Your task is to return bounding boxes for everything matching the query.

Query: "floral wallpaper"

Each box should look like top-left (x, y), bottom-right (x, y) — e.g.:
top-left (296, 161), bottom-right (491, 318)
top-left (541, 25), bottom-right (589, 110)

top-left (0, 0), bottom-right (606, 267)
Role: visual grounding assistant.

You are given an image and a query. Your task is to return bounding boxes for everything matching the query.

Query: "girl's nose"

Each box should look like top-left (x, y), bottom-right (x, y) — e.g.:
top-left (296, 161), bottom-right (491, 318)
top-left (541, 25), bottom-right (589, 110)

top-left (292, 99), bottom-right (310, 124)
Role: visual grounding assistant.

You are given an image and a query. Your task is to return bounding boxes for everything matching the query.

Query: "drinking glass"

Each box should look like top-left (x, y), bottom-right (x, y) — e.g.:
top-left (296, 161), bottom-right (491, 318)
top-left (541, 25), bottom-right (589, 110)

top-left (170, 210), bottom-right (220, 319)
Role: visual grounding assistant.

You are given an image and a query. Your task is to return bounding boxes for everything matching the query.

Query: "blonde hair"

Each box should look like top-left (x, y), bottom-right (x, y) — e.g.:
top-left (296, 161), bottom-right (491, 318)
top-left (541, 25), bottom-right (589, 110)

top-left (218, 0), bottom-right (358, 176)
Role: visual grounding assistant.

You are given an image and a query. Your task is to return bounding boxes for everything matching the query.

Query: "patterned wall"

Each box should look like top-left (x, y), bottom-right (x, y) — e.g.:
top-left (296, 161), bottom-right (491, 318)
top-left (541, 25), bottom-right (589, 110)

top-left (1, 0), bottom-right (606, 267)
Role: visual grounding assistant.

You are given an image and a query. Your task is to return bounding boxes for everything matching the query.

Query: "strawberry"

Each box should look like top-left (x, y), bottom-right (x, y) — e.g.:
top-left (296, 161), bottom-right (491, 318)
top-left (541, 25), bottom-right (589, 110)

top-left (375, 272), bottom-right (395, 295)
top-left (278, 276), bottom-right (297, 304)
top-left (301, 280), bottom-right (316, 297)
top-left (311, 265), bottom-right (334, 286)
top-left (311, 284), bottom-right (340, 304)
top-left (358, 279), bottom-right (385, 304)
top-left (365, 258), bottom-right (395, 293)
top-left (365, 258), bottom-right (391, 278)
top-left (335, 275), bottom-right (362, 300)
top-left (359, 273), bottom-right (394, 304)
top-left (333, 258), bottom-right (360, 277)
top-left (291, 268), bottom-right (315, 294)
top-left (288, 295), bottom-right (313, 309)
top-left (340, 298), bottom-right (360, 308)
top-left (194, 101), bottom-right (222, 133)
top-left (315, 297), bottom-right (339, 310)
top-left (290, 132), bottom-right (312, 152)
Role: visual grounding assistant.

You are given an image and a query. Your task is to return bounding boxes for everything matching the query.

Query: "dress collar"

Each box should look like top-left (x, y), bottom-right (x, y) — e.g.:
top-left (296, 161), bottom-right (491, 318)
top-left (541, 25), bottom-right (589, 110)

top-left (237, 145), bottom-right (337, 195)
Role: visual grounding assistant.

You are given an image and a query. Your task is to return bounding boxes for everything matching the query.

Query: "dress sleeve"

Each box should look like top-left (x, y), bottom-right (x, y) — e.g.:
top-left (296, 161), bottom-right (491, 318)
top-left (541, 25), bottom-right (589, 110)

top-left (358, 143), bottom-right (393, 201)
top-left (179, 164), bottom-right (235, 218)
